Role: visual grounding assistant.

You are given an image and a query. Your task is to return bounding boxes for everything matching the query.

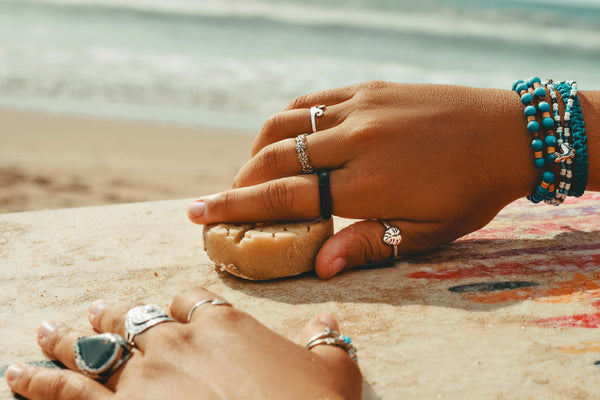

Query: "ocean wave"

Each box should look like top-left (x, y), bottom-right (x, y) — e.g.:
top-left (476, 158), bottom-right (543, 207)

top-left (11, 0), bottom-right (600, 51)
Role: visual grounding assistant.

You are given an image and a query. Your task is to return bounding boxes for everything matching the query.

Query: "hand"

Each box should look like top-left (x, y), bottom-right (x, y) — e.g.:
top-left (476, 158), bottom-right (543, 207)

top-left (5, 287), bottom-right (361, 400)
top-left (188, 81), bottom-right (538, 278)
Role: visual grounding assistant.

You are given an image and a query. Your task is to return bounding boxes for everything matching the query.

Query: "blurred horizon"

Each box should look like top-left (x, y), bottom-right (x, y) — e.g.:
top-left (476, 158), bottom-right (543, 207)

top-left (1, 0), bottom-right (599, 131)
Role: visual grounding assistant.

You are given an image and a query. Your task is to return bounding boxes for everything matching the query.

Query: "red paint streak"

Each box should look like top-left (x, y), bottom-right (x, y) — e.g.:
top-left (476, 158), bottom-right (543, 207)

top-left (407, 253), bottom-right (600, 281)
top-left (535, 313), bottom-right (600, 329)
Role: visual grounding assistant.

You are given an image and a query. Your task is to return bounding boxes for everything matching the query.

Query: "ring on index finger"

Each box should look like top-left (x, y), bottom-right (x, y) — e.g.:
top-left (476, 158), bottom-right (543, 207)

top-left (74, 333), bottom-right (132, 382)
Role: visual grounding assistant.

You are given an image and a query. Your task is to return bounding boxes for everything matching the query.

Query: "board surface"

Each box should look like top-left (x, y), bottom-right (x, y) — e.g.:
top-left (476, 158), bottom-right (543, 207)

top-left (2, 195), bottom-right (600, 399)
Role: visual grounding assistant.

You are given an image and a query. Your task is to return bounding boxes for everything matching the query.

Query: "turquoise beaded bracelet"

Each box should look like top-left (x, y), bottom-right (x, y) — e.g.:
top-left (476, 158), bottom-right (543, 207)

top-left (512, 76), bottom-right (556, 203)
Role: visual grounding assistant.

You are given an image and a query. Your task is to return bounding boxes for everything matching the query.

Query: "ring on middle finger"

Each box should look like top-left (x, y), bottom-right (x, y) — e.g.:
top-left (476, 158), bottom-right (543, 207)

top-left (124, 304), bottom-right (175, 347)
top-left (295, 133), bottom-right (315, 174)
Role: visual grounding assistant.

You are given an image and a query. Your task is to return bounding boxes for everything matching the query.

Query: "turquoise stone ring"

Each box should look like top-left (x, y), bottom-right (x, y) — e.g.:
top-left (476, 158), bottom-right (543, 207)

top-left (305, 327), bottom-right (358, 363)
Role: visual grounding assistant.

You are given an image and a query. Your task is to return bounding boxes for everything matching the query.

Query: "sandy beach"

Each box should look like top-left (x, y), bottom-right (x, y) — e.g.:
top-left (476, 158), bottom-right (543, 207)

top-left (0, 108), bottom-right (254, 214)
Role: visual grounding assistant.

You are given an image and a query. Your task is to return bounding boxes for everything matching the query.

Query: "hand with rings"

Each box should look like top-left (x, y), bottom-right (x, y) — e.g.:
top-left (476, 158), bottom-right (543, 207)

top-left (187, 81), bottom-right (538, 278)
top-left (5, 287), bottom-right (361, 400)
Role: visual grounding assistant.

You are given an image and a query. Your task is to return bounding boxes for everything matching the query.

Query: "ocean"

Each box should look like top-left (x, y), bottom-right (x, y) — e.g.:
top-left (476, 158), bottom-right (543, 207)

top-left (0, 0), bottom-right (599, 131)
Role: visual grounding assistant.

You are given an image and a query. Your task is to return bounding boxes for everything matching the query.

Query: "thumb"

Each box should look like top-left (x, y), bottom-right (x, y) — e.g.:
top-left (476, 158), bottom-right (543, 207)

top-left (315, 219), bottom-right (443, 279)
top-left (300, 314), bottom-right (362, 397)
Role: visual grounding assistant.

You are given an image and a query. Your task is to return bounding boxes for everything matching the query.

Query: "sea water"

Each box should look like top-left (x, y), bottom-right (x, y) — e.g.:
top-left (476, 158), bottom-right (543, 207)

top-left (0, 0), bottom-right (598, 131)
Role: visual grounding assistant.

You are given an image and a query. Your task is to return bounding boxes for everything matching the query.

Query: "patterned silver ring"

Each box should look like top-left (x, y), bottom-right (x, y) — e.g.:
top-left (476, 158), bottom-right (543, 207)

top-left (310, 105), bottom-right (325, 133)
top-left (74, 333), bottom-right (132, 382)
top-left (187, 299), bottom-right (233, 323)
top-left (124, 304), bottom-right (175, 347)
top-left (295, 133), bottom-right (314, 174)
top-left (306, 327), bottom-right (357, 363)
top-left (379, 220), bottom-right (402, 259)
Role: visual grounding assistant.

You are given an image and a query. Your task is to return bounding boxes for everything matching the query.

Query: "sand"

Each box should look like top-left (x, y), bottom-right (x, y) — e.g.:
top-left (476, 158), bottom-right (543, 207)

top-left (2, 109), bottom-right (600, 399)
top-left (0, 108), bottom-right (254, 213)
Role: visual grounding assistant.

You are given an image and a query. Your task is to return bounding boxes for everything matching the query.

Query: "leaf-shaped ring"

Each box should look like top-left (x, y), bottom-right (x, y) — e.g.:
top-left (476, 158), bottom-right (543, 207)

top-left (379, 220), bottom-right (401, 258)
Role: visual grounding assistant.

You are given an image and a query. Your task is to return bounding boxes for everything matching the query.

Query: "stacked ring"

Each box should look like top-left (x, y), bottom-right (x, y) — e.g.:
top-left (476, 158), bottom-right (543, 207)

top-left (306, 328), bottom-right (357, 363)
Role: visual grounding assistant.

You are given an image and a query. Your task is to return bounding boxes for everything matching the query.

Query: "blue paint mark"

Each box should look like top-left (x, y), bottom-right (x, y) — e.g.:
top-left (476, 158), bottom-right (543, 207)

top-left (449, 281), bottom-right (539, 293)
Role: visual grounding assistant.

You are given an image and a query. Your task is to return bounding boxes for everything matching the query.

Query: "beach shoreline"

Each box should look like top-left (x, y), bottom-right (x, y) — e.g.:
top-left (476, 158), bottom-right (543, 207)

top-left (0, 107), bottom-right (255, 214)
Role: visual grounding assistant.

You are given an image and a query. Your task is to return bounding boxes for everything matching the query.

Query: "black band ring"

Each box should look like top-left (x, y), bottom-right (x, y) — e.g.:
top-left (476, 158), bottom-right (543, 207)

top-left (318, 171), bottom-right (332, 219)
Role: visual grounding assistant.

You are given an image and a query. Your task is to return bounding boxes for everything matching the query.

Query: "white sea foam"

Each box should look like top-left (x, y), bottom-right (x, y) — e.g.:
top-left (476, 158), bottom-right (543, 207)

top-left (0, 0), bottom-right (598, 130)
top-left (13, 0), bottom-right (600, 50)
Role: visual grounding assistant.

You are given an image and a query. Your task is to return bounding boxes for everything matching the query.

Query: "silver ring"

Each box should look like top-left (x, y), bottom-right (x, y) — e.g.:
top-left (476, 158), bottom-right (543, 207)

top-left (306, 328), bottom-right (357, 363)
top-left (295, 133), bottom-right (314, 174)
top-left (74, 333), bottom-right (132, 382)
top-left (379, 220), bottom-right (401, 259)
top-left (310, 105), bottom-right (325, 133)
top-left (187, 299), bottom-right (233, 323)
top-left (124, 304), bottom-right (175, 347)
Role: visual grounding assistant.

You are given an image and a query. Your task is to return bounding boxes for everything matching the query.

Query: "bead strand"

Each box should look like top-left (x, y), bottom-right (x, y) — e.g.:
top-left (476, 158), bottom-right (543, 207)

top-left (513, 76), bottom-right (557, 204)
top-left (544, 80), bottom-right (573, 206)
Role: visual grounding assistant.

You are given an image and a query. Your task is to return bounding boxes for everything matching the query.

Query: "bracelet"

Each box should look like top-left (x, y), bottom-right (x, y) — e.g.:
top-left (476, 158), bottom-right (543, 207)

top-left (544, 80), bottom-right (574, 205)
top-left (555, 81), bottom-right (588, 197)
top-left (512, 77), bottom-right (588, 205)
top-left (512, 77), bottom-right (555, 203)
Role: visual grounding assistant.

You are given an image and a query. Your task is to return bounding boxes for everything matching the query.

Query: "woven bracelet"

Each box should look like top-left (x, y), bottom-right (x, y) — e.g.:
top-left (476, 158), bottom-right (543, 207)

top-left (555, 81), bottom-right (587, 197)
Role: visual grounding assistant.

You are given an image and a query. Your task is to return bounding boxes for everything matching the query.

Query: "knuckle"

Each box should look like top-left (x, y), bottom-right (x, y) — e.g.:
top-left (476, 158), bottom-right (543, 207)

top-left (286, 93), bottom-right (310, 110)
top-left (152, 326), bottom-right (193, 348)
top-left (262, 181), bottom-right (294, 213)
top-left (261, 114), bottom-right (280, 137)
top-left (256, 144), bottom-right (284, 176)
top-left (44, 373), bottom-right (84, 400)
top-left (360, 80), bottom-right (387, 93)
top-left (209, 306), bottom-right (245, 327)
top-left (218, 190), bottom-right (237, 217)
top-left (351, 225), bottom-right (386, 263)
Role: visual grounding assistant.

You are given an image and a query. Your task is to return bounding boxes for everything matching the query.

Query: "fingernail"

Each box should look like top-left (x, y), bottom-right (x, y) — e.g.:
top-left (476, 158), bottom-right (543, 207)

top-left (89, 300), bottom-right (108, 322)
top-left (37, 321), bottom-right (58, 342)
top-left (187, 202), bottom-right (206, 219)
top-left (6, 364), bottom-right (26, 383)
top-left (318, 314), bottom-right (340, 331)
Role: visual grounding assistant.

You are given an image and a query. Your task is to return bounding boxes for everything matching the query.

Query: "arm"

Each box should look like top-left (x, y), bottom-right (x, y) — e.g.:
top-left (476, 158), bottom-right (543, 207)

top-left (187, 82), bottom-right (600, 278)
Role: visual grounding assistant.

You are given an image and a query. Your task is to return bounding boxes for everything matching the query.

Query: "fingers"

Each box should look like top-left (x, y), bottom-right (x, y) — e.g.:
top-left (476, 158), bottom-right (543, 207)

top-left (251, 104), bottom-right (345, 157)
top-left (169, 287), bottom-right (233, 323)
top-left (315, 219), bottom-right (443, 279)
top-left (235, 129), bottom-right (349, 188)
top-left (6, 363), bottom-right (112, 400)
top-left (34, 320), bottom-right (129, 390)
top-left (88, 300), bottom-right (174, 351)
top-left (36, 321), bottom-right (89, 371)
top-left (188, 175), bottom-right (322, 224)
